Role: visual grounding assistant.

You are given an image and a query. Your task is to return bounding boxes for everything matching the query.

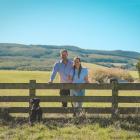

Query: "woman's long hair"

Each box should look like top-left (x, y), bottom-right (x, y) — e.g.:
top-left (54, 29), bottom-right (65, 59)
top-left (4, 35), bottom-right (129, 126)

top-left (72, 57), bottom-right (82, 80)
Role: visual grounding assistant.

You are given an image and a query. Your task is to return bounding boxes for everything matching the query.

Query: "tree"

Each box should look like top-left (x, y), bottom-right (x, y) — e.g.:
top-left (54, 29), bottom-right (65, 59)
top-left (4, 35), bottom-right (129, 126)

top-left (136, 59), bottom-right (140, 79)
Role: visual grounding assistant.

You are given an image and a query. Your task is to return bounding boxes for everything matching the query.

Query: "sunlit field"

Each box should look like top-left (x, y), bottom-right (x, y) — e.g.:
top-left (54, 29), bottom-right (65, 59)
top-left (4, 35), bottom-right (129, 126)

top-left (129, 71), bottom-right (139, 79)
top-left (0, 70), bottom-right (140, 108)
top-left (0, 70), bottom-right (140, 140)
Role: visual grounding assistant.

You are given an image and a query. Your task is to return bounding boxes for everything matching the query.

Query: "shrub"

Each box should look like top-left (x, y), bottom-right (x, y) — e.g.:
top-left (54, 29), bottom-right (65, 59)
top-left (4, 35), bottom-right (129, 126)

top-left (136, 59), bottom-right (140, 79)
top-left (90, 68), bottom-right (134, 83)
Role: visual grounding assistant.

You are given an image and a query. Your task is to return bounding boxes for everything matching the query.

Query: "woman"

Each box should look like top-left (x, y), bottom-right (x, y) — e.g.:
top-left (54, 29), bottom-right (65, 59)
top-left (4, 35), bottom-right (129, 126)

top-left (68, 56), bottom-right (89, 116)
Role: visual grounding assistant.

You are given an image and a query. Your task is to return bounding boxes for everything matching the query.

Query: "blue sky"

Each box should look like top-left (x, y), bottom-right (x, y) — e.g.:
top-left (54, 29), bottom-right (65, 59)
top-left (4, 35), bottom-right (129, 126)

top-left (0, 0), bottom-right (140, 52)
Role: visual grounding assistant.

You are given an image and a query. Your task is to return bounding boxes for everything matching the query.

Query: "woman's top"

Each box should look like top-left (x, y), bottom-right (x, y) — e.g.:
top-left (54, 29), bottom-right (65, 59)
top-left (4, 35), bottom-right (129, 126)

top-left (69, 67), bottom-right (88, 83)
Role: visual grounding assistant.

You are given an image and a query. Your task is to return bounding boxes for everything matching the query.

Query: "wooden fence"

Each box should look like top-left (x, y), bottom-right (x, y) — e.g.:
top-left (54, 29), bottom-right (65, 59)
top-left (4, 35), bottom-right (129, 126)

top-left (0, 80), bottom-right (140, 119)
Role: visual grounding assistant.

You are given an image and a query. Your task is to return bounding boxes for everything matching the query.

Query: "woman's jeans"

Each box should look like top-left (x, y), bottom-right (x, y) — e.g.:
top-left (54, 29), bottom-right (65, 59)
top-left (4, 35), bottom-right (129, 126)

top-left (70, 89), bottom-right (85, 115)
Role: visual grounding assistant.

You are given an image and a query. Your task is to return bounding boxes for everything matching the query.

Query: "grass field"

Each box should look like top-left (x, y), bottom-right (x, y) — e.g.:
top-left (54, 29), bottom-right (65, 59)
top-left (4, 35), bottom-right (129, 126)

top-left (0, 70), bottom-right (140, 140)
top-left (0, 120), bottom-right (140, 140)
top-left (129, 71), bottom-right (139, 79)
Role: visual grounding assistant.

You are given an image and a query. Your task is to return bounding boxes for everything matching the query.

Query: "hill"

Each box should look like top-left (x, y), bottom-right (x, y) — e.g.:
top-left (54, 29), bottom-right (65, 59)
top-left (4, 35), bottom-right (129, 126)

top-left (0, 43), bottom-right (139, 71)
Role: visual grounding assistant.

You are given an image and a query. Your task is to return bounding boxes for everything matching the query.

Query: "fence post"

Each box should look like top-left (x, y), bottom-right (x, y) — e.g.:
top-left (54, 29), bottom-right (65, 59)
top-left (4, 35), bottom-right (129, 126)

top-left (111, 79), bottom-right (119, 120)
top-left (29, 80), bottom-right (36, 98)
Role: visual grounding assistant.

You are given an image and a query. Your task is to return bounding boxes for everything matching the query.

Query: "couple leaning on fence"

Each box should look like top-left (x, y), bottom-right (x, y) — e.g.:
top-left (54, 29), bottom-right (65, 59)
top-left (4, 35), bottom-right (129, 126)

top-left (48, 49), bottom-right (89, 116)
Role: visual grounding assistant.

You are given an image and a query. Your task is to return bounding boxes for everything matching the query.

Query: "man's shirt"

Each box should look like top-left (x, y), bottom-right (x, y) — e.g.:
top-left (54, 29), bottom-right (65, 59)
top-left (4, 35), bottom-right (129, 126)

top-left (50, 59), bottom-right (73, 83)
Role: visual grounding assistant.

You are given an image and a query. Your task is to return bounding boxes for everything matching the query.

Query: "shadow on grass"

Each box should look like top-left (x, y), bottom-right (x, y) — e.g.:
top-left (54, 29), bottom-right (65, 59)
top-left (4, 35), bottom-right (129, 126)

top-left (1, 114), bottom-right (140, 133)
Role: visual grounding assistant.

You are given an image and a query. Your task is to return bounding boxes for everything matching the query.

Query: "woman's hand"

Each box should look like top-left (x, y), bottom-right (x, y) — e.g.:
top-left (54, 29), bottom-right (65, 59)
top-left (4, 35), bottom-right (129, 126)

top-left (84, 75), bottom-right (89, 83)
top-left (68, 75), bottom-right (73, 82)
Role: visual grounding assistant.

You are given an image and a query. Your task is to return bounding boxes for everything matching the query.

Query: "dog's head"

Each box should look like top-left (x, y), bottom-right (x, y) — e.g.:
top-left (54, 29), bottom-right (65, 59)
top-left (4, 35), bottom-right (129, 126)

top-left (29, 98), bottom-right (40, 110)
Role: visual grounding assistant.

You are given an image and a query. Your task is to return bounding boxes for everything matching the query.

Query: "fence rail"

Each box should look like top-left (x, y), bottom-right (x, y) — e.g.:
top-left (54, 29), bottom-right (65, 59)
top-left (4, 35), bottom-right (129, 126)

top-left (0, 80), bottom-right (140, 119)
top-left (1, 96), bottom-right (140, 103)
top-left (0, 82), bottom-right (140, 90)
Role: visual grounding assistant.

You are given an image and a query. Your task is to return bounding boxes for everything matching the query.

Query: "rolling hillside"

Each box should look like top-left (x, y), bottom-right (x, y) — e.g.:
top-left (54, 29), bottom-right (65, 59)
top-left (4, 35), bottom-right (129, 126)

top-left (0, 43), bottom-right (139, 71)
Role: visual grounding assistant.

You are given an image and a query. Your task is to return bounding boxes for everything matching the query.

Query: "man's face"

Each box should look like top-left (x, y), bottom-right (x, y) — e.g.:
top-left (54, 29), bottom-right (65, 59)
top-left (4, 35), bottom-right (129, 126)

top-left (60, 51), bottom-right (68, 60)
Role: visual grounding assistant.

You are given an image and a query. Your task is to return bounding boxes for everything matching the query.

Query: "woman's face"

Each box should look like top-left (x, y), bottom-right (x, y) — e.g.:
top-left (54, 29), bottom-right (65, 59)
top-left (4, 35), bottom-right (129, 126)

top-left (74, 58), bottom-right (81, 67)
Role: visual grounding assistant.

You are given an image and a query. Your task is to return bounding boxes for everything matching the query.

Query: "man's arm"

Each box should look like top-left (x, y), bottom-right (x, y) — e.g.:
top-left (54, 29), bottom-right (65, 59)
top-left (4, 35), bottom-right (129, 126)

top-left (48, 63), bottom-right (59, 83)
top-left (67, 69), bottom-right (74, 83)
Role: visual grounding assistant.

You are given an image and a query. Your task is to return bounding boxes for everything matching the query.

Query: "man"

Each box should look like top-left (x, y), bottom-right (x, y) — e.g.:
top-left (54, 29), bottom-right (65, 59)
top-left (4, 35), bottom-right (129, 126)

top-left (48, 49), bottom-right (73, 107)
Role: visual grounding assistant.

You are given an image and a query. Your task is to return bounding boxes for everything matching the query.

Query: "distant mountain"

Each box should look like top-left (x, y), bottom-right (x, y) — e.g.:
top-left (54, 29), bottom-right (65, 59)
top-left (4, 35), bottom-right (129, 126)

top-left (0, 43), bottom-right (139, 71)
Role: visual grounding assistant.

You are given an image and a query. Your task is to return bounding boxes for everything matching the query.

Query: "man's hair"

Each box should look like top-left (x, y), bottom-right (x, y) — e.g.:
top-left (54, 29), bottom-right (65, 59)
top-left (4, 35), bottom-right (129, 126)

top-left (60, 49), bottom-right (68, 54)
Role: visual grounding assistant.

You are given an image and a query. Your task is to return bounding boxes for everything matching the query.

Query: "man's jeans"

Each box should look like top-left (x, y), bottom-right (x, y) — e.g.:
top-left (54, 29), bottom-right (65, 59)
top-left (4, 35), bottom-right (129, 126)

top-left (59, 89), bottom-right (70, 107)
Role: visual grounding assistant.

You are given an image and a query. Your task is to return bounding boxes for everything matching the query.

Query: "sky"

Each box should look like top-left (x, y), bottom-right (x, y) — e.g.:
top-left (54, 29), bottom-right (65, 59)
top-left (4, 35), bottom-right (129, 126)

top-left (0, 0), bottom-right (140, 52)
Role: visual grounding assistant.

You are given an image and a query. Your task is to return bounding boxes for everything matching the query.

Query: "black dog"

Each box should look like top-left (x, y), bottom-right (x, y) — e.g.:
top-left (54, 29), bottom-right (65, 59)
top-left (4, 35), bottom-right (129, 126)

top-left (29, 98), bottom-right (42, 125)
